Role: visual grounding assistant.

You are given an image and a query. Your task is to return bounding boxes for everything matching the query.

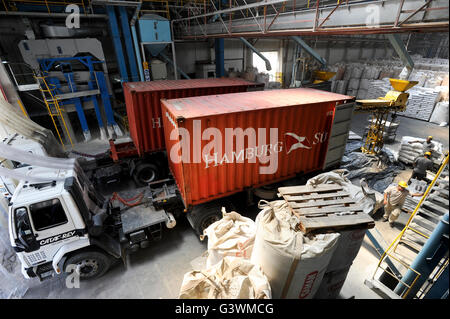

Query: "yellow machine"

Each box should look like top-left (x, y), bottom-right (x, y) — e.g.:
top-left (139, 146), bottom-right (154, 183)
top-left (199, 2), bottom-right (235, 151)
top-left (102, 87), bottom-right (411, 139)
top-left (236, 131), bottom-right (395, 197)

top-left (312, 70), bottom-right (336, 84)
top-left (355, 79), bottom-right (418, 155)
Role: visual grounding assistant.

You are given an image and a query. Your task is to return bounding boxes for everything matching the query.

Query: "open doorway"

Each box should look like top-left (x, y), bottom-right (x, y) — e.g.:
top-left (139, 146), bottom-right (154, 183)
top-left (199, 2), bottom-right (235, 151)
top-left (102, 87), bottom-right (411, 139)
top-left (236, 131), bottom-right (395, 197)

top-left (252, 51), bottom-right (281, 83)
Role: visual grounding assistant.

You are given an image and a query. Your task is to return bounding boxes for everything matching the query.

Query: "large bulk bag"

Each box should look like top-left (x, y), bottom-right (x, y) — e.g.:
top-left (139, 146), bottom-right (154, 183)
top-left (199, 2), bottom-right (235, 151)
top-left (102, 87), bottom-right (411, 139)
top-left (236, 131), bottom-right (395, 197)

top-left (251, 201), bottom-right (340, 299)
top-left (314, 266), bottom-right (351, 299)
top-left (326, 228), bottom-right (367, 271)
top-left (201, 208), bottom-right (256, 268)
top-left (178, 257), bottom-right (271, 299)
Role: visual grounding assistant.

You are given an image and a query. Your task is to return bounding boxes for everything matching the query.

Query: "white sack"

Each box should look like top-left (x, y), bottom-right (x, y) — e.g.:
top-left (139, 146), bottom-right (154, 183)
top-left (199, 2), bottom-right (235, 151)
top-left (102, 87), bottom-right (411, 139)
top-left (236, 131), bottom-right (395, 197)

top-left (201, 208), bottom-right (256, 268)
top-left (178, 256), bottom-right (271, 299)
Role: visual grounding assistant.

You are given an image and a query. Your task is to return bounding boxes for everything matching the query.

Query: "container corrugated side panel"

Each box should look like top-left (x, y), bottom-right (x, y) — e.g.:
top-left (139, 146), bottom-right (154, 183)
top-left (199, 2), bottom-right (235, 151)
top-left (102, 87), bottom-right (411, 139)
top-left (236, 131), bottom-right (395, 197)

top-left (125, 84), bottom-right (250, 156)
top-left (162, 97), bottom-right (340, 207)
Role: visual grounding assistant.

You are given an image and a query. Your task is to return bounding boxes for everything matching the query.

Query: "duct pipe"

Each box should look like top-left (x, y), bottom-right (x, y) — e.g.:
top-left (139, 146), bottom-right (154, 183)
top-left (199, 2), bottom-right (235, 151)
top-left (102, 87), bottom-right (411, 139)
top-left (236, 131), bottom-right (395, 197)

top-left (239, 37), bottom-right (271, 71)
top-left (158, 52), bottom-right (190, 79)
top-left (291, 36), bottom-right (327, 66)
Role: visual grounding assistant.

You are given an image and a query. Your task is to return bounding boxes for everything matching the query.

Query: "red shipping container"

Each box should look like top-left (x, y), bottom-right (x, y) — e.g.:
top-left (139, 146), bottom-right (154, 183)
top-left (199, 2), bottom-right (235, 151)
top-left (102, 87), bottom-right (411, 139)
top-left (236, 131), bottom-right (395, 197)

top-left (123, 78), bottom-right (262, 156)
top-left (162, 88), bottom-right (353, 207)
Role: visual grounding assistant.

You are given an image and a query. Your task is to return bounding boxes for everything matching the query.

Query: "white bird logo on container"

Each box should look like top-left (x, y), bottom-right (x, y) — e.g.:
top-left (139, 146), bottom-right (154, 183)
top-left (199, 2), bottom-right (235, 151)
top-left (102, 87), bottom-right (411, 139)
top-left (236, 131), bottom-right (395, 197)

top-left (285, 132), bottom-right (312, 154)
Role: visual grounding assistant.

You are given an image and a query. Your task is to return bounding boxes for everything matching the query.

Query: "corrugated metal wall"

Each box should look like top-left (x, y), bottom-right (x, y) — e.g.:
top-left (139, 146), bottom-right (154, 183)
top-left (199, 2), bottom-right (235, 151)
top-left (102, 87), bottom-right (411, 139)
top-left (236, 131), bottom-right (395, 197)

top-left (162, 88), bottom-right (353, 207)
top-left (123, 79), bottom-right (261, 156)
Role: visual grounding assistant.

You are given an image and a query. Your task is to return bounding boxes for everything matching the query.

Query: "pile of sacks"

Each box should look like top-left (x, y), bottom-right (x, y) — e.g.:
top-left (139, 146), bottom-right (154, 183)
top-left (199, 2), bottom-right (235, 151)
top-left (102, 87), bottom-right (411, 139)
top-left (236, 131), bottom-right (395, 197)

top-left (179, 195), bottom-right (362, 299)
top-left (180, 168), bottom-right (385, 299)
top-left (179, 209), bottom-right (272, 299)
top-left (329, 56), bottom-right (449, 123)
top-left (398, 136), bottom-right (444, 165)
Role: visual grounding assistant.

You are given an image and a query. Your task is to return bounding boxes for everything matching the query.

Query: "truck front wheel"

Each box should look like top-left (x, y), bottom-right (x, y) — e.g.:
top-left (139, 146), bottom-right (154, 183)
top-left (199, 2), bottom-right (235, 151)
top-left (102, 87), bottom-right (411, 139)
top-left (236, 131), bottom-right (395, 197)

top-left (64, 250), bottom-right (111, 280)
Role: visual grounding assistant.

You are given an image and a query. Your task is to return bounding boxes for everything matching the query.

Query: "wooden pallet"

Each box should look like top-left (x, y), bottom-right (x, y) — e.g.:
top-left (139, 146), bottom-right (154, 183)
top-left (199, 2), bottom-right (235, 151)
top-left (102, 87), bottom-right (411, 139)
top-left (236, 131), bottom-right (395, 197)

top-left (278, 184), bottom-right (375, 234)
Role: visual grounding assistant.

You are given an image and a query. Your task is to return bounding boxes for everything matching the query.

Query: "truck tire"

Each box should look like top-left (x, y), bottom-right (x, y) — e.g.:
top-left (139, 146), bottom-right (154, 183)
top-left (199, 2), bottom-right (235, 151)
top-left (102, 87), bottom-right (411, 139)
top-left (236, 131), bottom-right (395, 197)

top-left (133, 163), bottom-right (159, 186)
top-left (64, 250), bottom-right (111, 280)
top-left (186, 202), bottom-right (222, 236)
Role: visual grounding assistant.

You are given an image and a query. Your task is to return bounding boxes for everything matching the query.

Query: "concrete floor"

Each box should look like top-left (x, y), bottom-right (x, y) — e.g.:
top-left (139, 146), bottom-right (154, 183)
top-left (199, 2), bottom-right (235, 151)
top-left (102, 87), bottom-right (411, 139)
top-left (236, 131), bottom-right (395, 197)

top-left (17, 113), bottom-right (450, 299)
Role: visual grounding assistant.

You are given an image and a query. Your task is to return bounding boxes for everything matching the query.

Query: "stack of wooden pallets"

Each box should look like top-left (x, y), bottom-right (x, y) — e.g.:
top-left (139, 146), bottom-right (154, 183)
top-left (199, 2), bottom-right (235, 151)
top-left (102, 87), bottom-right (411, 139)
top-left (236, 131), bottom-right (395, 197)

top-left (278, 184), bottom-right (375, 234)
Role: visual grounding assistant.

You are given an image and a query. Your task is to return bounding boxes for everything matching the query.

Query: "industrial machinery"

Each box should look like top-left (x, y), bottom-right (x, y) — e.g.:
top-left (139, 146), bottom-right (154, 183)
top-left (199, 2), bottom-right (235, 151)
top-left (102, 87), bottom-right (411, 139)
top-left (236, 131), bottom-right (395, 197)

top-left (18, 38), bottom-right (121, 145)
top-left (135, 14), bottom-right (178, 81)
top-left (37, 56), bottom-right (123, 143)
top-left (355, 79), bottom-right (418, 155)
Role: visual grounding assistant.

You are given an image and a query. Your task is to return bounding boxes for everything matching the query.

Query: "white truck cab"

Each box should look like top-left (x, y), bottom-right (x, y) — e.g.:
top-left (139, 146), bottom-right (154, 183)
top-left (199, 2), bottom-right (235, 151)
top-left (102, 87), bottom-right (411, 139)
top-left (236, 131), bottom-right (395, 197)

top-left (8, 164), bottom-right (173, 281)
top-left (8, 167), bottom-right (92, 280)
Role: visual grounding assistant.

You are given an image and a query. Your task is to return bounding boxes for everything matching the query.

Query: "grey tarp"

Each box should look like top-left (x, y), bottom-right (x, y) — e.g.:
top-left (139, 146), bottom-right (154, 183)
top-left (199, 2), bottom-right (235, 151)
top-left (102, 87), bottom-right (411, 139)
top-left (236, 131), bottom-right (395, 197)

top-left (340, 140), bottom-right (405, 193)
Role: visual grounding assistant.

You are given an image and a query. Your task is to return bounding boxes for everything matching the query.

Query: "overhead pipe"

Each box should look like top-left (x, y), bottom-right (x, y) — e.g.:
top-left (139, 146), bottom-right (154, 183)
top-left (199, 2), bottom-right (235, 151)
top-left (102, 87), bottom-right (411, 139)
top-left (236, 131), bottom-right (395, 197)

top-left (0, 11), bottom-right (107, 18)
top-left (290, 36), bottom-right (326, 66)
top-left (130, 1), bottom-right (145, 81)
top-left (387, 34), bottom-right (414, 80)
top-left (239, 37), bottom-right (271, 71)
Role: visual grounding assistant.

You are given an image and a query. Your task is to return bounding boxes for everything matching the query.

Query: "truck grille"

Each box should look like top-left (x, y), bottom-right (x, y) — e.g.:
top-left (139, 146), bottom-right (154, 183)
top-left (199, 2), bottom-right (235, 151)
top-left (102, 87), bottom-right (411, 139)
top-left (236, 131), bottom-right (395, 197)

top-left (26, 251), bottom-right (47, 265)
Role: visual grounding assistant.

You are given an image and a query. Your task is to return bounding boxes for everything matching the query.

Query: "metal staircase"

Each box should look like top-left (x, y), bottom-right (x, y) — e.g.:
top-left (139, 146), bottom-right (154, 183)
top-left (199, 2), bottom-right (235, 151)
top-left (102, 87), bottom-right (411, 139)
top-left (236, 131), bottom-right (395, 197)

top-left (35, 75), bottom-right (74, 149)
top-left (366, 152), bottom-right (449, 299)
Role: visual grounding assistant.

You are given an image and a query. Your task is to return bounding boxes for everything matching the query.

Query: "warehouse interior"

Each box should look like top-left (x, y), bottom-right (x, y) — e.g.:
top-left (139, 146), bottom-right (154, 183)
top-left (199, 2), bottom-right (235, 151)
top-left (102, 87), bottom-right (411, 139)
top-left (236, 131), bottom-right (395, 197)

top-left (0, 0), bottom-right (449, 302)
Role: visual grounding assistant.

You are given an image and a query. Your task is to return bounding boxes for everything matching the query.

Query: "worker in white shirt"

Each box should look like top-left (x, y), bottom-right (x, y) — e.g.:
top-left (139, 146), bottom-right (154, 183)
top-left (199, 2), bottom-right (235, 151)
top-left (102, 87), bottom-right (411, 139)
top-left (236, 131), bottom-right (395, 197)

top-left (383, 181), bottom-right (409, 227)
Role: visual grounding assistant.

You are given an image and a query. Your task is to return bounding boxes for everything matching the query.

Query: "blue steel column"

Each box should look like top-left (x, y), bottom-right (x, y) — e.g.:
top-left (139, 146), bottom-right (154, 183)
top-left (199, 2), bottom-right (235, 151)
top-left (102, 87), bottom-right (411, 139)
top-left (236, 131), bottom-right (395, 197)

top-left (95, 71), bottom-right (123, 137)
top-left (131, 25), bottom-right (145, 81)
top-left (118, 6), bottom-right (139, 82)
top-left (215, 38), bottom-right (224, 78)
top-left (394, 213), bottom-right (449, 298)
top-left (63, 72), bottom-right (91, 141)
top-left (107, 6), bottom-right (129, 83)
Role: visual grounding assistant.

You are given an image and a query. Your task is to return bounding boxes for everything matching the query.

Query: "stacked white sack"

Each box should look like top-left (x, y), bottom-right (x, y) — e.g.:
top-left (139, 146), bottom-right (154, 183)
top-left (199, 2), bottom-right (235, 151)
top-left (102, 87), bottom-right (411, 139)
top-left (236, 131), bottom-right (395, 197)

top-left (398, 136), bottom-right (444, 164)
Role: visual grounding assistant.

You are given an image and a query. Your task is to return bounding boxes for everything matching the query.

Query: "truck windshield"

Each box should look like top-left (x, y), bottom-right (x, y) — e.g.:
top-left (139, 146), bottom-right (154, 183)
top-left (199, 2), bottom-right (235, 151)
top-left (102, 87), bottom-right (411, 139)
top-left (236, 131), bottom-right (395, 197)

top-left (29, 198), bottom-right (68, 231)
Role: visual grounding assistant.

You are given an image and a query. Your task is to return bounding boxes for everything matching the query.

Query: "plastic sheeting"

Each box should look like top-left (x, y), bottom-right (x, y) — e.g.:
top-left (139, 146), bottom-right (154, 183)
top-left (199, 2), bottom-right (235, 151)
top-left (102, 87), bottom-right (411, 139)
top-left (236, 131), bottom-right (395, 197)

top-left (0, 144), bottom-right (75, 169)
top-left (0, 199), bottom-right (30, 298)
top-left (0, 99), bottom-right (65, 158)
top-left (340, 140), bottom-right (404, 193)
top-left (179, 256), bottom-right (271, 299)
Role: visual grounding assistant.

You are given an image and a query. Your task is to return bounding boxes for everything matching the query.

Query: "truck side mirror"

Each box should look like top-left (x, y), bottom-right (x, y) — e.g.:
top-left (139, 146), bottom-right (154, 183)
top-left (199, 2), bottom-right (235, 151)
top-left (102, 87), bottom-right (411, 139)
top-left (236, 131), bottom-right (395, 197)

top-left (14, 208), bottom-right (38, 251)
